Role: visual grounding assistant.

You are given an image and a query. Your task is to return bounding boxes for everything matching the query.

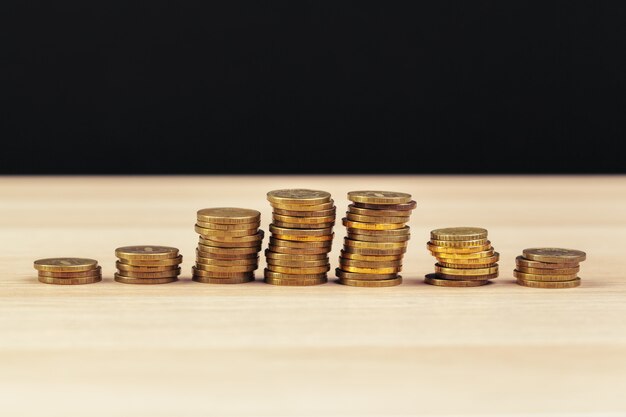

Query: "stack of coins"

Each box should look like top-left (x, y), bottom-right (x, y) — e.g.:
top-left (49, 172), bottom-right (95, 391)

top-left (336, 191), bottom-right (415, 287)
top-left (425, 227), bottom-right (499, 287)
top-left (34, 258), bottom-right (101, 285)
top-left (193, 208), bottom-right (263, 284)
top-left (514, 248), bottom-right (586, 289)
top-left (115, 246), bottom-right (181, 284)
top-left (265, 189), bottom-right (335, 286)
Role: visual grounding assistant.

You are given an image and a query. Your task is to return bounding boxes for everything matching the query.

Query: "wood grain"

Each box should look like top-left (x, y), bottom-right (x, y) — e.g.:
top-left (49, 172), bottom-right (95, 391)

top-left (1, 175), bottom-right (625, 416)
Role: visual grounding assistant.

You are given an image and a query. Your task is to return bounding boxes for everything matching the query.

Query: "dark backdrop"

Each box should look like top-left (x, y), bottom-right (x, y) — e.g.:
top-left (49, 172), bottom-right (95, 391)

top-left (3, 1), bottom-right (625, 174)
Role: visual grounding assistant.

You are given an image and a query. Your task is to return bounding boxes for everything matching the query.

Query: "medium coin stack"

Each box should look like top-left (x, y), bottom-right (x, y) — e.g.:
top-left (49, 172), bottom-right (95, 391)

top-left (514, 248), bottom-right (586, 289)
top-left (34, 257), bottom-right (102, 285)
top-left (336, 191), bottom-right (416, 287)
top-left (265, 189), bottom-right (335, 286)
top-left (193, 208), bottom-right (263, 284)
top-left (115, 246), bottom-right (182, 284)
top-left (425, 227), bottom-right (499, 287)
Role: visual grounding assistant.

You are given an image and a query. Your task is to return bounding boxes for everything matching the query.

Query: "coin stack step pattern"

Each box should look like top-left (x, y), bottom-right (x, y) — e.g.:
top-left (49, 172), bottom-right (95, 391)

top-left (115, 246), bottom-right (182, 284)
top-left (264, 189), bottom-right (335, 286)
top-left (336, 191), bottom-right (416, 287)
top-left (193, 208), bottom-right (263, 284)
top-left (35, 258), bottom-right (102, 285)
top-left (514, 248), bottom-right (586, 288)
top-left (425, 227), bottom-right (499, 287)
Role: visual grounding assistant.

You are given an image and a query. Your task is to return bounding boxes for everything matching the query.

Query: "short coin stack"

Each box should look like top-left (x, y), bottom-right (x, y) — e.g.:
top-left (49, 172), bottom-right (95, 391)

top-left (115, 246), bottom-right (181, 284)
top-left (265, 189), bottom-right (335, 286)
top-left (35, 258), bottom-right (101, 285)
top-left (425, 227), bottom-right (499, 287)
top-left (193, 208), bottom-right (263, 284)
top-left (514, 248), bottom-right (586, 289)
top-left (336, 191), bottom-right (416, 287)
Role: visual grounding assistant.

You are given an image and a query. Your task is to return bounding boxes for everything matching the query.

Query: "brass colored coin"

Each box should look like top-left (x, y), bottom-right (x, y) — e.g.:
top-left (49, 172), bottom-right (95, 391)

top-left (272, 214), bottom-right (336, 224)
top-left (517, 265), bottom-right (580, 275)
top-left (347, 232), bottom-right (410, 243)
top-left (191, 267), bottom-right (255, 279)
top-left (115, 262), bottom-right (179, 273)
top-left (430, 227), bottom-right (488, 241)
top-left (352, 200), bottom-right (417, 211)
top-left (195, 246), bottom-right (259, 255)
top-left (195, 224), bottom-right (258, 238)
top-left (430, 238), bottom-right (489, 248)
top-left (346, 226), bottom-right (410, 236)
top-left (267, 258), bottom-right (329, 267)
top-left (435, 252), bottom-right (500, 265)
top-left (267, 189), bottom-right (331, 205)
top-left (339, 250), bottom-right (403, 262)
top-left (115, 246), bottom-right (179, 260)
top-left (270, 200), bottom-right (335, 212)
top-left (342, 218), bottom-right (405, 230)
top-left (343, 246), bottom-right (406, 256)
top-left (264, 276), bottom-right (328, 286)
top-left (347, 205), bottom-right (413, 217)
top-left (272, 221), bottom-right (335, 229)
top-left (195, 220), bottom-right (260, 231)
top-left (344, 239), bottom-right (408, 250)
top-left (196, 207), bottom-right (260, 224)
top-left (264, 269), bottom-right (327, 280)
top-left (38, 266), bottom-right (102, 278)
top-left (436, 272), bottom-right (499, 281)
top-left (196, 250), bottom-right (258, 260)
top-left (269, 236), bottom-right (332, 248)
top-left (424, 274), bottom-right (488, 287)
top-left (34, 258), bottom-right (98, 273)
top-left (195, 263), bottom-right (257, 273)
top-left (272, 207), bottom-right (336, 217)
top-left (114, 274), bottom-right (177, 284)
top-left (513, 270), bottom-right (578, 282)
top-left (269, 224), bottom-right (333, 237)
top-left (266, 264), bottom-right (331, 274)
top-left (522, 248), bottom-right (586, 264)
top-left (335, 268), bottom-right (397, 281)
top-left (116, 268), bottom-right (181, 279)
top-left (118, 255), bottom-right (183, 266)
top-left (338, 276), bottom-right (403, 287)
top-left (199, 229), bottom-right (264, 243)
top-left (193, 275), bottom-right (254, 284)
top-left (346, 213), bottom-right (410, 224)
top-left (267, 245), bottom-right (331, 255)
top-left (264, 250), bottom-right (328, 261)
top-left (196, 255), bottom-right (259, 266)
top-left (427, 242), bottom-right (492, 254)
top-left (514, 256), bottom-right (579, 269)
top-left (516, 278), bottom-right (581, 289)
top-left (347, 191), bottom-right (412, 205)
top-left (271, 233), bottom-right (334, 242)
top-left (341, 265), bottom-right (401, 274)
top-left (339, 257), bottom-right (403, 268)
top-left (38, 275), bottom-right (102, 285)
top-left (437, 261), bottom-right (498, 269)
top-left (435, 264), bottom-right (499, 276)
top-left (198, 242), bottom-right (261, 253)
top-left (199, 236), bottom-right (262, 248)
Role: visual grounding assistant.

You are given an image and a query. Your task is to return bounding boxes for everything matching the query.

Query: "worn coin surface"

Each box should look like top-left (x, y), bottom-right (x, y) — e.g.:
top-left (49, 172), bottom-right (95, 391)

top-left (197, 207), bottom-right (261, 224)
top-left (347, 191), bottom-right (412, 205)
top-left (522, 248), bottom-right (587, 263)
top-left (267, 189), bottom-right (331, 205)
top-left (34, 258), bottom-right (98, 272)
top-left (430, 227), bottom-right (488, 241)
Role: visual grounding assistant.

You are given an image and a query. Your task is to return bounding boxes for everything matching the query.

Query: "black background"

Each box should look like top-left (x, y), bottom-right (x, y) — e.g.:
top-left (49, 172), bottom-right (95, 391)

top-left (3, 1), bottom-right (625, 174)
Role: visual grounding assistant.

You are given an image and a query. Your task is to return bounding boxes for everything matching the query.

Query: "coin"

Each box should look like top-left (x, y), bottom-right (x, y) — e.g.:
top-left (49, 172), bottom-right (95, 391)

top-left (346, 232), bottom-right (411, 243)
top-left (435, 264), bottom-right (499, 276)
top-left (347, 191), bottom-right (412, 205)
top-left (424, 275), bottom-right (489, 287)
top-left (522, 248), bottom-right (587, 263)
top-left (435, 253), bottom-right (500, 265)
top-left (270, 200), bottom-right (335, 211)
top-left (339, 250), bottom-right (403, 262)
top-left (342, 218), bottom-right (405, 230)
top-left (343, 246), bottom-right (406, 256)
top-left (115, 246), bottom-right (179, 260)
top-left (429, 238), bottom-right (489, 248)
top-left (264, 276), bottom-right (328, 286)
top-left (196, 256), bottom-right (259, 266)
top-left (195, 246), bottom-right (259, 255)
top-left (513, 270), bottom-right (578, 282)
top-left (263, 269), bottom-right (327, 280)
top-left (437, 260), bottom-right (498, 269)
top-left (271, 234), bottom-right (334, 242)
top-left (195, 224), bottom-right (259, 238)
top-left (346, 213), bottom-right (410, 224)
top-left (38, 266), bottom-right (102, 278)
top-left (347, 205), bottom-right (413, 217)
top-left (191, 267), bottom-right (255, 279)
top-left (345, 226), bottom-right (410, 236)
top-left (341, 265), bottom-right (401, 274)
top-left (269, 237), bottom-right (332, 248)
top-left (427, 244), bottom-right (493, 256)
top-left (196, 220), bottom-right (261, 230)
top-left (267, 258), bottom-right (329, 267)
top-left (267, 189), bottom-right (331, 205)
top-left (516, 278), bottom-right (581, 289)
top-left (267, 245), bottom-right (331, 255)
top-left (265, 250), bottom-right (328, 261)
top-left (269, 224), bottom-right (333, 236)
top-left (436, 272), bottom-right (499, 281)
top-left (116, 268), bottom-right (181, 279)
top-left (114, 274), bottom-right (178, 285)
top-left (272, 207), bottom-right (337, 217)
top-left (344, 239), bottom-right (407, 250)
top-left (338, 276), bottom-right (403, 287)
top-left (334, 268), bottom-right (398, 281)
top-left (193, 276), bottom-right (255, 284)
top-left (38, 275), bottom-right (102, 285)
top-left (339, 258), bottom-right (403, 268)
top-left (514, 256), bottom-right (579, 269)
top-left (430, 227), bottom-right (488, 241)
top-left (352, 200), bottom-right (417, 211)
top-left (516, 265), bottom-right (580, 275)
top-left (266, 264), bottom-right (330, 274)
top-left (272, 214), bottom-right (336, 224)
top-left (198, 236), bottom-right (262, 248)
top-left (34, 258), bottom-right (98, 273)
top-left (196, 207), bottom-right (261, 224)
top-left (272, 221), bottom-right (335, 229)
top-left (118, 255), bottom-right (183, 266)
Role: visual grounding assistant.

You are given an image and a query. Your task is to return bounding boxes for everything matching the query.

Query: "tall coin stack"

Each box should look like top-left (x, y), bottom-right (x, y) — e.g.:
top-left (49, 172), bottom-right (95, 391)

top-left (265, 189), bottom-right (335, 286)
top-left (425, 227), bottom-right (499, 287)
top-left (514, 248), bottom-right (586, 289)
top-left (336, 191), bottom-right (415, 287)
top-left (35, 257), bottom-right (102, 285)
top-left (193, 208), bottom-right (263, 284)
top-left (115, 246), bottom-right (182, 284)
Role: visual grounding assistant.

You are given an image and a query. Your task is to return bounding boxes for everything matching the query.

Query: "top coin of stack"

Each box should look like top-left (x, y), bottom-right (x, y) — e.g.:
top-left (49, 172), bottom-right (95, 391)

top-left (34, 257), bottom-right (102, 285)
top-left (425, 227), bottom-right (499, 287)
top-left (336, 191), bottom-right (416, 287)
top-left (514, 248), bottom-right (586, 289)
top-left (115, 246), bottom-right (182, 284)
top-left (193, 208), bottom-right (263, 284)
top-left (264, 189), bottom-right (335, 286)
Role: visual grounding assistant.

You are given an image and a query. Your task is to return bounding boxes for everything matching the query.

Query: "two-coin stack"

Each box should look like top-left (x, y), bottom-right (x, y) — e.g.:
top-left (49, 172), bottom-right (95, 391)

top-left (115, 246), bottom-right (182, 284)
top-left (425, 227), bottom-right (499, 287)
top-left (35, 258), bottom-right (102, 285)
top-left (193, 208), bottom-right (263, 284)
top-left (264, 189), bottom-right (335, 286)
top-left (336, 191), bottom-right (416, 287)
top-left (514, 248), bottom-right (586, 289)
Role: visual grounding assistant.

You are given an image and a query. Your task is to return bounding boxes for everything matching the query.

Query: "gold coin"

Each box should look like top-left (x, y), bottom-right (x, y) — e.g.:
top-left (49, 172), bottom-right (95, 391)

top-left (424, 274), bottom-right (488, 287)
top-left (34, 258), bottom-right (98, 273)
top-left (272, 220), bottom-right (335, 229)
top-left (339, 250), bottom-right (403, 262)
top-left (429, 238), bottom-right (489, 248)
top-left (516, 265), bottom-right (580, 275)
top-left (431, 249), bottom-right (495, 260)
top-left (192, 275), bottom-right (254, 284)
top-left (430, 227), bottom-right (488, 241)
top-left (334, 268), bottom-right (398, 281)
top-left (115, 246), bottom-right (179, 261)
top-left (436, 272), bottom-right (499, 281)
top-left (522, 248), bottom-right (586, 263)
top-left (270, 224), bottom-right (333, 236)
top-left (342, 218), bottom-right (405, 230)
top-left (199, 236), bottom-right (262, 248)
top-left (516, 278), bottom-right (581, 289)
top-left (38, 266), bottom-right (102, 278)
top-left (196, 255), bottom-right (259, 266)
top-left (344, 239), bottom-right (407, 250)
top-left (271, 233), bottom-right (334, 242)
top-left (341, 265), bottom-right (401, 274)
top-left (267, 189), bottom-right (331, 205)
top-left (267, 245), bottom-right (331, 255)
top-left (195, 263), bottom-right (257, 273)
top-left (267, 258), bottom-right (329, 267)
top-left (264, 276), bottom-right (328, 286)
top-left (115, 262), bottom-right (179, 272)
top-left (195, 246), bottom-right (259, 255)
top-left (195, 250), bottom-right (258, 260)
top-left (191, 267), bottom-right (254, 279)
top-left (346, 232), bottom-right (410, 243)
top-left (347, 191), bottom-right (412, 205)
top-left (513, 270), bottom-right (578, 282)
top-left (264, 269), bottom-right (327, 280)
top-left (272, 214), bottom-right (336, 224)
top-left (269, 236), bottom-right (332, 248)
top-left (264, 250), bottom-right (328, 261)
top-left (196, 207), bottom-right (260, 224)
top-left (195, 224), bottom-right (258, 238)
top-left (352, 200), bottom-right (417, 211)
top-left (114, 274), bottom-right (177, 284)
top-left (272, 207), bottom-right (336, 217)
top-left (270, 200), bottom-right (335, 212)
top-left (427, 242), bottom-right (492, 254)
top-left (266, 264), bottom-right (330, 274)
top-left (343, 246), bottom-right (406, 256)
top-left (195, 220), bottom-right (260, 231)
top-left (514, 256), bottom-right (579, 269)
top-left (118, 255), bottom-right (183, 266)
top-left (339, 257), bottom-right (402, 268)
top-left (38, 275), bottom-right (102, 285)
top-left (346, 226), bottom-right (410, 236)
top-left (198, 241), bottom-right (261, 252)
top-left (338, 276), bottom-right (403, 287)
top-left (347, 205), bottom-right (413, 217)
top-left (435, 252), bottom-right (500, 265)
top-left (199, 229), bottom-right (264, 243)
top-left (346, 213), bottom-right (410, 224)
top-left (436, 260), bottom-right (498, 269)
top-left (116, 268), bottom-right (181, 279)
top-left (435, 264), bottom-right (499, 276)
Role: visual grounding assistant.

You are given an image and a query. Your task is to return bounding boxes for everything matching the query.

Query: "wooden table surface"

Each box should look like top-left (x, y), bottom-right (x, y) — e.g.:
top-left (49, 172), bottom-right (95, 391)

top-left (1, 176), bottom-right (625, 417)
